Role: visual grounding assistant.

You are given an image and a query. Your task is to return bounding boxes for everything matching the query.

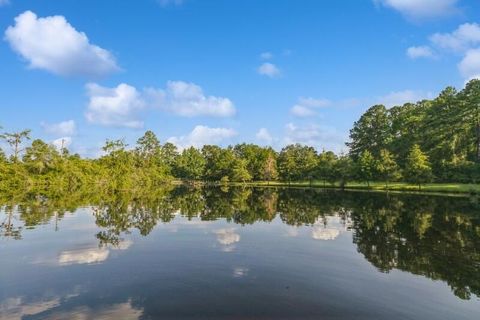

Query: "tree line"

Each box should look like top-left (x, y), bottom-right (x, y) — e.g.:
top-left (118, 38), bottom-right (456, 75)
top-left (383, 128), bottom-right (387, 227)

top-left (1, 79), bottom-right (480, 191)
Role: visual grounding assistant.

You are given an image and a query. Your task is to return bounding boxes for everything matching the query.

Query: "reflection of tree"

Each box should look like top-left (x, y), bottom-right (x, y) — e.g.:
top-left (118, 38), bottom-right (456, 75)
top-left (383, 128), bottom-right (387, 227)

top-left (0, 206), bottom-right (22, 240)
top-left (351, 194), bottom-right (480, 300)
top-left (1, 186), bottom-right (480, 300)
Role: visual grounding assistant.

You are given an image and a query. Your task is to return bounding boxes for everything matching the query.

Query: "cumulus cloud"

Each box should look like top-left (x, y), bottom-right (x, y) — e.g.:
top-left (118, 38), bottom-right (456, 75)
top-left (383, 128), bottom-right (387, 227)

top-left (290, 97), bottom-right (331, 117)
top-left (408, 23), bottom-right (480, 81)
top-left (41, 120), bottom-right (76, 136)
top-left (459, 48), bottom-right (480, 81)
top-left (147, 81), bottom-right (235, 117)
top-left (377, 90), bottom-right (433, 107)
top-left (256, 128), bottom-right (273, 144)
top-left (374, 0), bottom-right (460, 19)
top-left (85, 83), bottom-right (145, 128)
top-left (167, 125), bottom-right (237, 149)
top-left (284, 123), bottom-right (346, 153)
top-left (430, 23), bottom-right (480, 52)
top-left (258, 62), bottom-right (281, 78)
top-left (85, 81), bottom-right (235, 128)
top-left (5, 11), bottom-right (119, 77)
top-left (406, 46), bottom-right (435, 59)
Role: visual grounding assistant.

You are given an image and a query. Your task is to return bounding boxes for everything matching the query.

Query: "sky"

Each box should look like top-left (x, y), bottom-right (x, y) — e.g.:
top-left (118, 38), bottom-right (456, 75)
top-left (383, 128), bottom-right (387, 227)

top-left (1, 0), bottom-right (480, 157)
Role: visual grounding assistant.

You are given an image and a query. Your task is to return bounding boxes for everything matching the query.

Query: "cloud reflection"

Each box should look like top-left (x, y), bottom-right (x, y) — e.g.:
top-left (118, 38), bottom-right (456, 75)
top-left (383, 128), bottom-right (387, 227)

top-left (312, 227), bottom-right (340, 240)
top-left (214, 228), bottom-right (240, 252)
top-left (58, 240), bottom-right (132, 266)
top-left (0, 296), bottom-right (142, 320)
top-left (58, 248), bottom-right (110, 266)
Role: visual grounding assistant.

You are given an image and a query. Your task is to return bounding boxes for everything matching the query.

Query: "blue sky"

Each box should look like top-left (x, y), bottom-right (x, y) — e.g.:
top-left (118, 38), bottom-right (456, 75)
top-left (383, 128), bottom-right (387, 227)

top-left (1, 0), bottom-right (480, 156)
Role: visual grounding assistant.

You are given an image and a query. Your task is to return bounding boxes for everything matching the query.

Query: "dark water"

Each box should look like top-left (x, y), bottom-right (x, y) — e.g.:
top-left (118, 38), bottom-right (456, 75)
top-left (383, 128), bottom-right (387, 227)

top-left (1, 187), bottom-right (480, 320)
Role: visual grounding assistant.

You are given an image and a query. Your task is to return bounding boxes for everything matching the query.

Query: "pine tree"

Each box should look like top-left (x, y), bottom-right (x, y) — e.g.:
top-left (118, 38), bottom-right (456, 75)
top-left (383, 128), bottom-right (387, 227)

top-left (404, 144), bottom-right (432, 190)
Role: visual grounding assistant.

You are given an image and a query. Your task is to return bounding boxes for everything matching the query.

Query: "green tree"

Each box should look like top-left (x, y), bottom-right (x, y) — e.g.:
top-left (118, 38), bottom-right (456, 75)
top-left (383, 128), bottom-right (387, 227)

top-left (175, 147), bottom-right (206, 180)
top-left (2, 129), bottom-right (31, 162)
top-left (404, 144), bottom-right (432, 189)
top-left (335, 155), bottom-right (354, 189)
top-left (376, 149), bottom-right (401, 188)
top-left (160, 142), bottom-right (179, 170)
top-left (347, 105), bottom-right (391, 160)
top-left (458, 79), bottom-right (480, 162)
top-left (136, 130), bottom-right (161, 163)
top-left (22, 139), bottom-right (60, 174)
top-left (316, 150), bottom-right (337, 187)
top-left (357, 150), bottom-right (377, 187)
top-left (261, 151), bottom-right (278, 182)
top-left (278, 144), bottom-right (317, 183)
top-left (231, 158), bottom-right (252, 183)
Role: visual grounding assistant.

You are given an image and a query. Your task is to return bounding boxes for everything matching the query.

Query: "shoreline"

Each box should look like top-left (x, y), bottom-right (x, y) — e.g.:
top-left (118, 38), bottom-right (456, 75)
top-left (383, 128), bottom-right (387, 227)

top-left (175, 180), bottom-right (480, 196)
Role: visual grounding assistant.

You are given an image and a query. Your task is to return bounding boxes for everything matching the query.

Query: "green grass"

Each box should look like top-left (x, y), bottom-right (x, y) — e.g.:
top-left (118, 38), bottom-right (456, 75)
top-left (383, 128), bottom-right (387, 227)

top-left (210, 180), bottom-right (480, 195)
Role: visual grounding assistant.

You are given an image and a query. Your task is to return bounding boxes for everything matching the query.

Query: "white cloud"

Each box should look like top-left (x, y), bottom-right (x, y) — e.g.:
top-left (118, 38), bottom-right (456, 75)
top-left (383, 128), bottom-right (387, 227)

top-left (374, 0), bottom-right (460, 19)
top-left (85, 81), bottom-right (235, 128)
top-left (430, 23), bottom-right (480, 52)
top-left (51, 137), bottom-right (72, 151)
top-left (256, 128), bottom-right (273, 144)
top-left (5, 11), bottom-right (119, 77)
top-left (158, 0), bottom-right (184, 7)
top-left (290, 97), bottom-right (331, 117)
top-left (408, 23), bottom-right (480, 81)
top-left (147, 81), bottom-right (235, 117)
top-left (85, 83), bottom-right (145, 128)
top-left (459, 48), bottom-right (480, 81)
top-left (167, 125), bottom-right (237, 149)
top-left (260, 52), bottom-right (273, 60)
top-left (284, 123), bottom-right (346, 153)
top-left (406, 46), bottom-right (435, 59)
top-left (258, 62), bottom-right (281, 78)
top-left (41, 120), bottom-right (76, 136)
top-left (377, 90), bottom-right (433, 107)
top-left (291, 105), bottom-right (317, 117)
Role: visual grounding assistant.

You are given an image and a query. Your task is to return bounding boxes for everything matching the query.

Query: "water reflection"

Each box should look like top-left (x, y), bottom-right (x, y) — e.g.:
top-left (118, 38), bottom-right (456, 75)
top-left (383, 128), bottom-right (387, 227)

top-left (1, 187), bottom-right (480, 319)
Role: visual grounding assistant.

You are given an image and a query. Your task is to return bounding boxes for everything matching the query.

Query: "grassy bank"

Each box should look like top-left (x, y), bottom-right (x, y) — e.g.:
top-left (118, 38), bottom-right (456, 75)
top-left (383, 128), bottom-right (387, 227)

top-left (181, 180), bottom-right (480, 195)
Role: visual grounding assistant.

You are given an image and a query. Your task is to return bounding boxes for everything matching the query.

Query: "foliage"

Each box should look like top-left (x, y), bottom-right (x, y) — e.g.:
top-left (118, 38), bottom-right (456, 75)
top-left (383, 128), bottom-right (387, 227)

top-left (1, 80), bottom-right (480, 190)
top-left (404, 144), bottom-right (433, 188)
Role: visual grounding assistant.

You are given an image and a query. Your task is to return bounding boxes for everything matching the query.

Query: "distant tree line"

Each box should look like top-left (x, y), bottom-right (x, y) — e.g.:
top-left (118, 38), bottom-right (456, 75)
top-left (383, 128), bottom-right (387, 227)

top-left (1, 79), bottom-right (480, 191)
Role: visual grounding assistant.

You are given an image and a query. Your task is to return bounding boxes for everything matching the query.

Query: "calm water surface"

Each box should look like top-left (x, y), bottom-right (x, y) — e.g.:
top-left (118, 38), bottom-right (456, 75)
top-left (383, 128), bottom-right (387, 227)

top-left (1, 187), bottom-right (479, 319)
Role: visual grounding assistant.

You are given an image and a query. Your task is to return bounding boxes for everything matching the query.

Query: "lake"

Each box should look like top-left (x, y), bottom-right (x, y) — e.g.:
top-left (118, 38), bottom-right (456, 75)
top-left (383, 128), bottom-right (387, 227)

top-left (1, 187), bottom-right (479, 319)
